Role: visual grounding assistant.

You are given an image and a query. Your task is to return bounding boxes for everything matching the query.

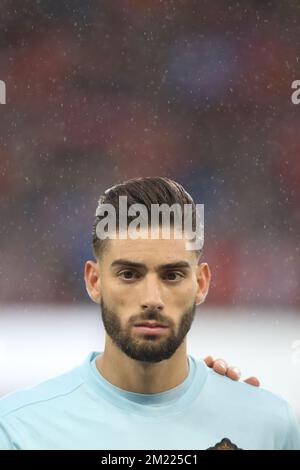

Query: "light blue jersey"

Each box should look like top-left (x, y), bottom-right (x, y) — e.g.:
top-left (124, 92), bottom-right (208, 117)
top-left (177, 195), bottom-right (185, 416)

top-left (0, 351), bottom-right (299, 450)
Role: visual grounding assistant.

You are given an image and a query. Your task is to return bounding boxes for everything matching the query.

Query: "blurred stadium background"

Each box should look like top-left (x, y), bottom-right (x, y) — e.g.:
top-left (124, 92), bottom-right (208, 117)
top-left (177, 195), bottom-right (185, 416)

top-left (0, 1), bottom-right (299, 420)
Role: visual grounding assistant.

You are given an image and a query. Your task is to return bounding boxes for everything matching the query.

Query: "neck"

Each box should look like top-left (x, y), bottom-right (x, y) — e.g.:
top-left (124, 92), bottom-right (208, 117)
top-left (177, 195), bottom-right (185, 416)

top-left (95, 338), bottom-right (189, 394)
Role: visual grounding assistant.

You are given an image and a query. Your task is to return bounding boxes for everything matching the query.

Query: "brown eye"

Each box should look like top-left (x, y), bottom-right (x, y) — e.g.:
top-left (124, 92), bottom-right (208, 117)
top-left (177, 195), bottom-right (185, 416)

top-left (164, 272), bottom-right (183, 281)
top-left (119, 270), bottom-right (139, 280)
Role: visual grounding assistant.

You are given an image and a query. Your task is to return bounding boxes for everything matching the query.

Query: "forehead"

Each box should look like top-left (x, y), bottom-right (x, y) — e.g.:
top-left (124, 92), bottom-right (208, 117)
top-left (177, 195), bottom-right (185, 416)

top-left (103, 229), bottom-right (197, 266)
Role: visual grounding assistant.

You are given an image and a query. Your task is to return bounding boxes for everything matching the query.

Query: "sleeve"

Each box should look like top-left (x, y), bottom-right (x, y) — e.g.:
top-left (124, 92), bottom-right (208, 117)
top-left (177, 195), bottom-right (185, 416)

top-left (0, 420), bottom-right (14, 450)
top-left (282, 402), bottom-right (300, 450)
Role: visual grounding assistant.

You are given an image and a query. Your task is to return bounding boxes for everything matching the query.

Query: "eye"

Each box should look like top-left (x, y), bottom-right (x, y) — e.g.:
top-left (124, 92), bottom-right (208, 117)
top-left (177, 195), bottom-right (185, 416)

top-left (118, 270), bottom-right (140, 281)
top-left (163, 271), bottom-right (184, 282)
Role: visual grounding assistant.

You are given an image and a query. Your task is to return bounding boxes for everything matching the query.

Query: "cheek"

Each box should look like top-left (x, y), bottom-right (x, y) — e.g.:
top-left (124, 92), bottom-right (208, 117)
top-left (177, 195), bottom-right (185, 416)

top-left (102, 279), bottom-right (137, 311)
top-left (167, 283), bottom-right (197, 309)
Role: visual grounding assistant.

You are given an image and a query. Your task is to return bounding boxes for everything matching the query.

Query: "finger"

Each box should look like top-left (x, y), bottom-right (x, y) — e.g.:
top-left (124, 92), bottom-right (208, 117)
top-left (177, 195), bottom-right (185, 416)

top-left (203, 355), bottom-right (214, 368)
top-left (226, 366), bottom-right (241, 381)
top-left (244, 376), bottom-right (260, 387)
top-left (213, 359), bottom-right (228, 375)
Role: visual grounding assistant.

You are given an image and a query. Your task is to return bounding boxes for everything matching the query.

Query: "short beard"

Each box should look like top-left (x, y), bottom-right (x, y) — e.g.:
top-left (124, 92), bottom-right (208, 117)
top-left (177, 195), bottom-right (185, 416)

top-left (100, 299), bottom-right (196, 363)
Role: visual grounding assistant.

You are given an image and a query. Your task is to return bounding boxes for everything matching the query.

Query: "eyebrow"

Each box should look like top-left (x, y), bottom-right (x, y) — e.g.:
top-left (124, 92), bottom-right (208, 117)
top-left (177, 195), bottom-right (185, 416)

top-left (111, 259), bottom-right (191, 270)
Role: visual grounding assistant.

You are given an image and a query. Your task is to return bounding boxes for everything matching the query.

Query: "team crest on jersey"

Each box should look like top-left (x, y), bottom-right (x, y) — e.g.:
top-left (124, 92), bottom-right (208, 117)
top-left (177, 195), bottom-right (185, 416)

top-left (207, 438), bottom-right (242, 450)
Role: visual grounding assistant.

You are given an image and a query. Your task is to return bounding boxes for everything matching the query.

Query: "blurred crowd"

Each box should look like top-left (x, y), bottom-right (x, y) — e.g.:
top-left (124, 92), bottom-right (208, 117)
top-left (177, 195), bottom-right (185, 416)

top-left (0, 0), bottom-right (300, 307)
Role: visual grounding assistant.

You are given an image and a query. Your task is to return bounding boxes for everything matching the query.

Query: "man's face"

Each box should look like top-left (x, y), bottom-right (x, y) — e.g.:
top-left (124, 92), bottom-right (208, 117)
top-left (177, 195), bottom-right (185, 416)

top-left (86, 228), bottom-right (210, 363)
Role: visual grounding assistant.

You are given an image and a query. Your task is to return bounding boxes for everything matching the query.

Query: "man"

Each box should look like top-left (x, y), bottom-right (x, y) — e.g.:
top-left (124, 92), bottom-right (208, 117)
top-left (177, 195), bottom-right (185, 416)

top-left (0, 176), bottom-right (299, 450)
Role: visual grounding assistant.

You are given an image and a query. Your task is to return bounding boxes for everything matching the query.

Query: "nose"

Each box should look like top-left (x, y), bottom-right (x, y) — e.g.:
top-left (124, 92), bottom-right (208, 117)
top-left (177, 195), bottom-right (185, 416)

top-left (140, 274), bottom-right (164, 311)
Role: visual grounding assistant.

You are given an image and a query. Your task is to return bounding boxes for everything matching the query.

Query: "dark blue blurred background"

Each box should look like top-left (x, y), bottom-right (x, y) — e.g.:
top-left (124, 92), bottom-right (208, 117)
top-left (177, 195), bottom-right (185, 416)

top-left (1, 0), bottom-right (300, 307)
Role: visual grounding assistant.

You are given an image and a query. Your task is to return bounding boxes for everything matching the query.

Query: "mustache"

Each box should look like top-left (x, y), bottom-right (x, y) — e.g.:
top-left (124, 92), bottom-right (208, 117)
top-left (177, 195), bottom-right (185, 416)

top-left (131, 309), bottom-right (172, 327)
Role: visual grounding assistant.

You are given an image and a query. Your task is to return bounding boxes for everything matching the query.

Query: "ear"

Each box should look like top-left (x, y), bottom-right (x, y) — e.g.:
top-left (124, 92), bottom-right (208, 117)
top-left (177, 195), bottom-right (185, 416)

top-left (195, 262), bottom-right (211, 305)
top-left (84, 260), bottom-right (101, 304)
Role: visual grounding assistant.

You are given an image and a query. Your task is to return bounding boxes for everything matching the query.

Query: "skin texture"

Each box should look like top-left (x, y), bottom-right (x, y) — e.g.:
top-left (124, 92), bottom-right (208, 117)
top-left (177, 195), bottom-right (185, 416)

top-left (85, 228), bottom-right (260, 393)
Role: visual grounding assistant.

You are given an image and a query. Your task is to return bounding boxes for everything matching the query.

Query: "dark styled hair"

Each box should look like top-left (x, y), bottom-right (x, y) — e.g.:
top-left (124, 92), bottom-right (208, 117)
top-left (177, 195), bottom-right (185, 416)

top-left (92, 176), bottom-right (202, 260)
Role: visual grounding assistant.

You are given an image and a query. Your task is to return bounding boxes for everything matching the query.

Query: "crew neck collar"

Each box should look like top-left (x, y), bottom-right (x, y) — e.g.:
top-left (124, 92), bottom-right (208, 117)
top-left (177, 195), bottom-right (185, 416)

top-left (80, 351), bottom-right (208, 417)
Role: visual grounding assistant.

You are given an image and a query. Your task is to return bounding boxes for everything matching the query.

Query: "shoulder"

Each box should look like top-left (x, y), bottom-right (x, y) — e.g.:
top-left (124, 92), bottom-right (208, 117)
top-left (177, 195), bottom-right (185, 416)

top-left (0, 364), bottom-right (84, 420)
top-left (204, 364), bottom-right (294, 425)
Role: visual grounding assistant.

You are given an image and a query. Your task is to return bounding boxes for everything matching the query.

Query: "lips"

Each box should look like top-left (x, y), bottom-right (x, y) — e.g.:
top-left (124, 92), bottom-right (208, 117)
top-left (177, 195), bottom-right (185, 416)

top-left (134, 322), bottom-right (168, 328)
top-left (133, 322), bottom-right (169, 336)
